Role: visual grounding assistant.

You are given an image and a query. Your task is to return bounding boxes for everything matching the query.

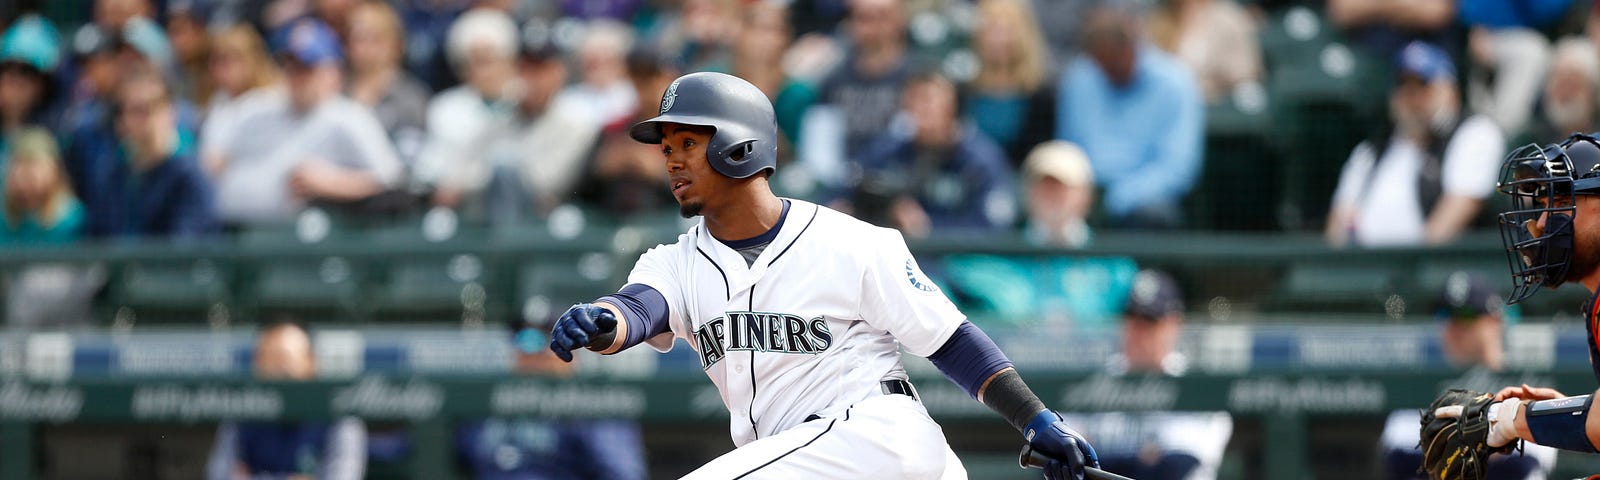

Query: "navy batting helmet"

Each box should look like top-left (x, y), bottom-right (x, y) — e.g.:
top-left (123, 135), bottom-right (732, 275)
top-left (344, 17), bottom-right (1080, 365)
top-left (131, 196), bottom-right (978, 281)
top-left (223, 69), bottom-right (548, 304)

top-left (628, 72), bottom-right (778, 179)
top-left (1497, 133), bottom-right (1600, 303)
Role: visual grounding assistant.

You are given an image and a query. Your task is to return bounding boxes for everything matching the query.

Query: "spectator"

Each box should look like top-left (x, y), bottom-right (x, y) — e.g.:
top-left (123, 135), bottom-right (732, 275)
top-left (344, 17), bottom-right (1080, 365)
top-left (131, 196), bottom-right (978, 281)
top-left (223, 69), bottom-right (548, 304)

top-left (345, 0), bottom-right (430, 167)
top-left (0, 14), bottom-right (63, 160)
top-left (1530, 37), bottom-right (1600, 142)
top-left (80, 70), bottom-right (217, 240)
top-left (653, 0), bottom-right (741, 73)
top-left (314, 0), bottom-right (362, 40)
top-left (1326, 41), bottom-right (1505, 248)
top-left (165, 1), bottom-right (212, 106)
top-left (1059, 270), bottom-right (1233, 480)
top-left (198, 24), bottom-right (284, 176)
top-left (62, 23), bottom-right (119, 138)
top-left (938, 141), bottom-right (1135, 329)
top-left (207, 322), bottom-right (367, 480)
top-left (966, 0), bottom-right (1056, 164)
top-left (1056, 3), bottom-right (1202, 229)
top-left (94, 0), bottom-right (150, 32)
top-left (1460, 0), bottom-right (1570, 136)
top-left (210, 17), bottom-right (402, 225)
top-left (455, 315), bottom-right (647, 479)
top-left (1378, 272), bottom-right (1556, 479)
top-left (1027, 0), bottom-right (1095, 70)
top-left (849, 72), bottom-right (1016, 238)
top-left (414, 8), bottom-right (519, 190)
top-left (1, 128), bottom-right (84, 244)
top-left (729, 1), bottom-right (816, 158)
top-left (1146, 0), bottom-right (1262, 104)
top-left (397, 0), bottom-right (472, 92)
top-left (432, 38), bottom-right (600, 224)
top-left (1326, 0), bottom-right (1458, 61)
top-left (577, 50), bottom-right (680, 217)
top-left (567, 20), bottom-right (638, 130)
top-left (799, 0), bottom-right (914, 192)
top-left (1021, 141), bottom-right (1095, 249)
top-left (0, 129), bottom-right (98, 329)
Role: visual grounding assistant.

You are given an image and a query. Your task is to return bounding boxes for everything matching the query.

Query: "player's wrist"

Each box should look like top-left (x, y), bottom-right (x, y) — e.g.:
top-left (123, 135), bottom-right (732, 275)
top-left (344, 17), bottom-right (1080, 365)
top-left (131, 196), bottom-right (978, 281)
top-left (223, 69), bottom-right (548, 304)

top-left (589, 301), bottom-right (626, 354)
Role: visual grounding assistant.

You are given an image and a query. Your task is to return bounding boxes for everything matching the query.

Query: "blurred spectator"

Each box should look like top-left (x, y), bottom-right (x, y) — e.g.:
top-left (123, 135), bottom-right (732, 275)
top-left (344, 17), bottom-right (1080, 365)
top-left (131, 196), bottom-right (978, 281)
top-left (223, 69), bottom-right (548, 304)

top-left (80, 69), bottom-right (217, 240)
top-left (0, 14), bottom-right (63, 159)
top-left (62, 23), bottom-right (119, 136)
top-left (1379, 272), bottom-right (1556, 479)
top-left (345, 0), bottom-right (429, 166)
top-left (938, 142), bottom-right (1134, 329)
top-left (1021, 141), bottom-right (1095, 249)
top-left (198, 24), bottom-right (284, 176)
top-left (799, 0), bottom-right (913, 192)
top-left (432, 39), bottom-right (600, 224)
top-left (1326, 0), bottom-right (1458, 61)
top-left (1530, 37), bottom-right (1600, 142)
top-left (567, 20), bottom-right (638, 129)
top-left (577, 50), bottom-right (680, 216)
top-left (1028, 0), bottom-right (1093, 70)
top-left (455, 316), bottom-right (647, 479)
top-left (94, 0), bottom-right (150, 31)
top-left (1, 128), bottom-right (84, 244)
top-left (966, 0), bottom-right (1056, 165)
top-left (1055, 3), bottom-right (1202, 229)
top-left (1460, 0), bottom-right (1571, 136)
top-left (0, 129), bottom-right (99, 329)
top-left (1060, 270), bottom-right (1233, 480)
top-left (165, 1), bottom-right (212, 106)
top-left (560, 0), bottom-right (643, 20)
top-left (1146, 0), bottom-right (1262, 104)
top-left (314, 0), bottom-right (362, 39)
top-left (397, 0), bottom-right (472, 92)
top-left (207, 322), bottom-right (367, 480)
top-left (849, 72), bottom-right (1016, 238)
top-left (211, 17), bottom-right (401, 225)
top-left (729, 1), bottom-right (816, 159)
top-left (415, 8), bottom-right (519, 190)
top-left (653, 0), bottom-right (741, 73)
top-left (1326, 41), bottom-right (1504, 248)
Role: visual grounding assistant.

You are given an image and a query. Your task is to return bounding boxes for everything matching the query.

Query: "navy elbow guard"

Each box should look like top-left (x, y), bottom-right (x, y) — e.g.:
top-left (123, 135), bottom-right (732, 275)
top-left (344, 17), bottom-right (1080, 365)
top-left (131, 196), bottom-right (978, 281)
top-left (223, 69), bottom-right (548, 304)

top-left (1525, 395), bottom-right (1600, 453)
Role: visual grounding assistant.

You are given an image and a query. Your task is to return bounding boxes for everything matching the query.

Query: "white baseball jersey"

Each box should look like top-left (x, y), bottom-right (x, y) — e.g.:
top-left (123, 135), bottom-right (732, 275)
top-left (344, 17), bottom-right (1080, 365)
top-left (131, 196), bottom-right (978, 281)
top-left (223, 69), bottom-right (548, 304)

top-left (626, 199), bottom-right (966, 446)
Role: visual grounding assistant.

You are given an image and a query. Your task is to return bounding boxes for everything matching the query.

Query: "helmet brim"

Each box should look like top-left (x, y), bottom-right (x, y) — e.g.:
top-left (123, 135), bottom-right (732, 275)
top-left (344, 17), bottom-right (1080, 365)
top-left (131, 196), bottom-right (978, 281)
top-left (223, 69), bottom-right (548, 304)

top-left (628, 114), bottom-right (717, 144)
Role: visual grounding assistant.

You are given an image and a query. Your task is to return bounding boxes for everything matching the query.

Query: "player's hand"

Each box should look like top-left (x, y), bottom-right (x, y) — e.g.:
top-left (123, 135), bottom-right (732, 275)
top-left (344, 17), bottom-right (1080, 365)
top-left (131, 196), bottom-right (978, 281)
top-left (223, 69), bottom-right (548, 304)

top-left (548, 304), bottom-right (618, 362)
top-left (1024, 410), bottom-right (1100, 480)
top-left (1434, 397), bottom-right (1523, 447)
top-left (1493, 384), bottom-right (1565, 402)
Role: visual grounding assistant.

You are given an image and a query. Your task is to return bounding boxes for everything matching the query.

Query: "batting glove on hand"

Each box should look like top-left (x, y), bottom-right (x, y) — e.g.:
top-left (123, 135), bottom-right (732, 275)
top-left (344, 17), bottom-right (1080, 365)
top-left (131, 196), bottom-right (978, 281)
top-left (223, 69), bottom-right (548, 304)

top-left (549, 304), bottom-right (617, 362)
top-left (1025, 410), bottom-right (1100, 480)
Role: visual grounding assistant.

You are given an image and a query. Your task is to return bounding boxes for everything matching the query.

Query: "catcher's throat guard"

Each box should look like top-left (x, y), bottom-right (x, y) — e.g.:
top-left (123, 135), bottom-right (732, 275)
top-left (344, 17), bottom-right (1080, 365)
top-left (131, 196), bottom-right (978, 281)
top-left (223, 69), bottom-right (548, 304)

top-left (1525, 395), bottom-right (1599, 453)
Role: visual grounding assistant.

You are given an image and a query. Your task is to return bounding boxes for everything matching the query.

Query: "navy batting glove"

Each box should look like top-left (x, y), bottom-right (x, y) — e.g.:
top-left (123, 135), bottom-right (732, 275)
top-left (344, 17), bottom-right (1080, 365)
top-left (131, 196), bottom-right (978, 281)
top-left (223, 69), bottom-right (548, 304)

top-left (548, 304), bottom-right (617, 362)
top-left (1025, 410), bottom-right (1100, 480)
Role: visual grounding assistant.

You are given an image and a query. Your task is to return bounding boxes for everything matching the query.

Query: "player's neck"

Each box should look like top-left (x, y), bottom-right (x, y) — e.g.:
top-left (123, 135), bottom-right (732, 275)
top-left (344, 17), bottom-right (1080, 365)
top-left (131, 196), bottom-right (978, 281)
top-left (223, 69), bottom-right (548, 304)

top-left (704, 183), bottom-right (784, 242)
top-left (1582, 270), bottom-right (1600, 296)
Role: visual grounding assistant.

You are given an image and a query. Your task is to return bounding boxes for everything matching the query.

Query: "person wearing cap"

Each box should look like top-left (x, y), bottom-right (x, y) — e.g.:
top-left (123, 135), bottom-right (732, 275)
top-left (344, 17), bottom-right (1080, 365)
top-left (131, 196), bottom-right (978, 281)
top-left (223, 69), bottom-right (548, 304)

top-left (209, 17), bottom-right (402, 225)
top-left (431, 33), bottom-right (600, 224)
top-left (844, 71), bottom-right (1016, 239)
top-left (413, 8), bottom-right (520, 194)
top-left (0, 14), bottom-right (63, 160)
top-left (1055, 1), bottom-right (1202, 230)
top-left (1022, 141), bottom-right (1096, 249)
top-left (1057, 269), bottom-right (1232, 480)
top-left (452, 315), bottom-right (647, 480)
top-left (344, 1), bottom-right (429, 167)
top-left (1326, 40), bottom-right (1506, 248)
top-left (1377, 272), bottom-right (1556, 480)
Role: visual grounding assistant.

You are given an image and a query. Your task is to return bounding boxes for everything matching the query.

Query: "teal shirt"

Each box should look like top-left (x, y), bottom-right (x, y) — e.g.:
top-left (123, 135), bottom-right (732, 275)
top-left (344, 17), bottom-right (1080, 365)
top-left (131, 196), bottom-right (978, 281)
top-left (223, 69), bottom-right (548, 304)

top-left (941, 254), bottom-right (1138, 331)
top-left (0, 199), bottom-right (86, 245)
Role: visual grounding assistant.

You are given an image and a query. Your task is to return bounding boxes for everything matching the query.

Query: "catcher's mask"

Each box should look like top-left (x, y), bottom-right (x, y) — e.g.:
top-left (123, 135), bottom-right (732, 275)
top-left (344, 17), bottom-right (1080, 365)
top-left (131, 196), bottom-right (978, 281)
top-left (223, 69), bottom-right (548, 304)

top-left (1498, 133), bottom-right (1600, 303)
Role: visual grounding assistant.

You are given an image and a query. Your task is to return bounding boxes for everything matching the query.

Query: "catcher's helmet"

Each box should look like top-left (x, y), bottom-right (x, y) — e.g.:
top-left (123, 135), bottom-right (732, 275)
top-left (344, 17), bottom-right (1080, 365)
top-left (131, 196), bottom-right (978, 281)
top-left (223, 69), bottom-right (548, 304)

top-left (628, 72), bottom-right (778, 179)
top-left (1497, 133), bottom-right (1600, 303)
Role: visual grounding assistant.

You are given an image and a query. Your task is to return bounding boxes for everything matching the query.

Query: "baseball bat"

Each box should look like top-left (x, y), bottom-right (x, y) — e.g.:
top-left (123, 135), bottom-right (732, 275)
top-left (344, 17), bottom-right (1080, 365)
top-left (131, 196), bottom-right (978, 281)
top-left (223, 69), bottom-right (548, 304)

top-left (1020, 445), bottom-right (1136, 480)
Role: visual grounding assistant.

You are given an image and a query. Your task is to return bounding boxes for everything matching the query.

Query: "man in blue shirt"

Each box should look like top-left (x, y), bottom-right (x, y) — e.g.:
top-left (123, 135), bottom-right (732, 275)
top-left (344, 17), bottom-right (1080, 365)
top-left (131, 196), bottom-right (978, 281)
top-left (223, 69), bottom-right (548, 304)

top-left (1055, 2), bottom-right (1202, 229)
top-left (81, 68), bottom-right (216, 240)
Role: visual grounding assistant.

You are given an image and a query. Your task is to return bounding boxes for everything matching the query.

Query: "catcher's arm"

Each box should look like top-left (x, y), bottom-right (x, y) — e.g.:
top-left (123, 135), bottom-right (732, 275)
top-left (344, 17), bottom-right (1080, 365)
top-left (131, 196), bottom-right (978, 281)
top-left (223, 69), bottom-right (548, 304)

top-left (1442, 388), bottom-right (1600, 453)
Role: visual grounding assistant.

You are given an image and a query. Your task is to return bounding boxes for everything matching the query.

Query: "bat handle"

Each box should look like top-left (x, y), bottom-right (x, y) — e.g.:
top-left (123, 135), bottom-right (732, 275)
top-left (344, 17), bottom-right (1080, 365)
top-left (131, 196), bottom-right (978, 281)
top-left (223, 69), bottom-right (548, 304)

top-left (1020, 445), bottom-right (1135, 480)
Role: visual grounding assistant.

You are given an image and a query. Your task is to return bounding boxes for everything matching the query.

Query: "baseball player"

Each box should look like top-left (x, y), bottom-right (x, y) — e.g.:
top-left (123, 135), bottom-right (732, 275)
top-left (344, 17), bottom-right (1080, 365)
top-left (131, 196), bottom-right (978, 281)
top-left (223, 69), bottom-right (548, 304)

top-left (546, 72), bottom-right (1102, 479)
top-left (1420, 133), bottom-right (1600, 475)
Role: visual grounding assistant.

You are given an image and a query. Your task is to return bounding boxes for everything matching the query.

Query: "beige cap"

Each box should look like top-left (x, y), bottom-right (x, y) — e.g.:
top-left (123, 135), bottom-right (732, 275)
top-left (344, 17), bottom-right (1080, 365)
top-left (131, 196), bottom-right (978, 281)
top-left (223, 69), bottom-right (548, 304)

top-left (1023, 141), bottom-right (1093, 187)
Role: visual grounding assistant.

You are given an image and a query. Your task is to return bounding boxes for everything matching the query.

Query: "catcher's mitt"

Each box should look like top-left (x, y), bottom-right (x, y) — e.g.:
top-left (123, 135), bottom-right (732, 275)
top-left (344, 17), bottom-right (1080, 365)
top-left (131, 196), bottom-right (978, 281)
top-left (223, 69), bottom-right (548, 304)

top-left (1419, 388), bottom-right (1519, 480)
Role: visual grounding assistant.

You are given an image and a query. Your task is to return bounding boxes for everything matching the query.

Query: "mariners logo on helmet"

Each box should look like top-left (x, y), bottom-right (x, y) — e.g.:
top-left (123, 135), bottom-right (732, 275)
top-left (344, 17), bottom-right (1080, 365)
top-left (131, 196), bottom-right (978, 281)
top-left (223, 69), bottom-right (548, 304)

top-left (660, 79), bottom-right (680, 114)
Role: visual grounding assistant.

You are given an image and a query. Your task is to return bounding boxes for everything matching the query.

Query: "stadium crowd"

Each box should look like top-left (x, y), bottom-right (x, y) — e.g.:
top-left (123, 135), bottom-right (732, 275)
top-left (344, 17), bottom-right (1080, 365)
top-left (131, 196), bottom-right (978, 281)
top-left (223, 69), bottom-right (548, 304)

top-left (0, 0), bottom-right (1589, 251)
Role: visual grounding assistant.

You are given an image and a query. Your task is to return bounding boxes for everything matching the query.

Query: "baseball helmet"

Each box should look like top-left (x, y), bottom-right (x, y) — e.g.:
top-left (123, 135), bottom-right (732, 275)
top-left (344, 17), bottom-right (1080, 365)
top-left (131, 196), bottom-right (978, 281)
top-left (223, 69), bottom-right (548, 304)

top-left (1497, 133), bottom-right (1600, 303)
top-left (628, 72), bottom-right (778, 179)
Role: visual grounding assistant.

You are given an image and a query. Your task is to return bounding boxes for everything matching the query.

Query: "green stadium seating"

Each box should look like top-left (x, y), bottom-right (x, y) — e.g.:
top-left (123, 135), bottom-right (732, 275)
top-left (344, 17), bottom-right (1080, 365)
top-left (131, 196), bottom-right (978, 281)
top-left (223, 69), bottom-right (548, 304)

top-left (1266, 261), bottom-right (1396, 313)
top-left (238, 217), bottom-right (368, 324)
top-left (109, 259), bottom-right (234, 325)
top-left (367, 210), bottom-right (501, 323)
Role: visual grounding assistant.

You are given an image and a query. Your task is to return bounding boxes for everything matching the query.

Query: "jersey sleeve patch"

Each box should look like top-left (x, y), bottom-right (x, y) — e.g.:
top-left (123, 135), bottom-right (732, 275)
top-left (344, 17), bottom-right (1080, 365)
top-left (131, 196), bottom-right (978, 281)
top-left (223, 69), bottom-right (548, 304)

top-left (905, 257), bottom-right (940, 295)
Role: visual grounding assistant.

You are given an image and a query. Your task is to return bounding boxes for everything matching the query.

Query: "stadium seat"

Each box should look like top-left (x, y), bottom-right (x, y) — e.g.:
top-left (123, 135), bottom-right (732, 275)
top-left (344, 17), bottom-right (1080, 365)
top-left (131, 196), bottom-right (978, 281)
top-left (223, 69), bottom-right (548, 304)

top-left (368, 209), bottom-right (501, 324)
top-left (1194, 90), bottom-right (1281, 231)
top-left (109, 258), bottom-right (234, 326)
top-left (238, 212), bottom-right (368, 323)
top-left (1266, 262), bottom-right (1396, 314)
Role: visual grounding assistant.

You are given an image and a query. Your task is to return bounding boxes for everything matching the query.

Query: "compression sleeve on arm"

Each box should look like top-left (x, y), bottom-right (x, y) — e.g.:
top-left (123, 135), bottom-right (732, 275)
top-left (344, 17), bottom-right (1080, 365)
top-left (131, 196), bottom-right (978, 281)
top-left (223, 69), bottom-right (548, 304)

top-left (595, 283), bottom-right (671, 353)
top-left (927, 321), bottom-right (1045, 432)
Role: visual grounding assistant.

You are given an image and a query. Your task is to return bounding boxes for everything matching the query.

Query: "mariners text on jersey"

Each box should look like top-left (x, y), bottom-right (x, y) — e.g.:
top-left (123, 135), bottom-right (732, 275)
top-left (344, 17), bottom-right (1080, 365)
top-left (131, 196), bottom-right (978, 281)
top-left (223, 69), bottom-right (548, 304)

top-left (695, 312), bottom-right (834, 369)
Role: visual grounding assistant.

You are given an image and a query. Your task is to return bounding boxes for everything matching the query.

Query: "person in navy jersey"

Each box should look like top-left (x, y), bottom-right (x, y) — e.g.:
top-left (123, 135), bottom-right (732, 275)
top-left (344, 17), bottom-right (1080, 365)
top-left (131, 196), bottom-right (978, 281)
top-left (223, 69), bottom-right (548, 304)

top-left (207, 322), bottom-right (367, 480)
top-left (81, 68), bottom-right (216, 240)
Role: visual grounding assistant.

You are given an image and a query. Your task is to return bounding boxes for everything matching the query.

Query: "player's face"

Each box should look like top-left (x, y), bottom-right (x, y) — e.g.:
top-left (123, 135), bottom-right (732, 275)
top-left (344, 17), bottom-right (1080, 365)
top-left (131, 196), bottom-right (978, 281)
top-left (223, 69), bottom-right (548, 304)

top-left (1440, 315), bottom-right (1498, 368)
top-left (661, 123), bottom-right (726, 218)
top-left (1527, 195), bottom-right (1600, 284)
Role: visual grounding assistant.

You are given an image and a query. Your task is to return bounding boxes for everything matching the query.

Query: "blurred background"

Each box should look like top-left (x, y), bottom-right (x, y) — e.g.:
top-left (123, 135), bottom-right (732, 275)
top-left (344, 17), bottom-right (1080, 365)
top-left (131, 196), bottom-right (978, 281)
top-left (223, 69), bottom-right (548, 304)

top-left (0, 0), bottom-right (1598, 478)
